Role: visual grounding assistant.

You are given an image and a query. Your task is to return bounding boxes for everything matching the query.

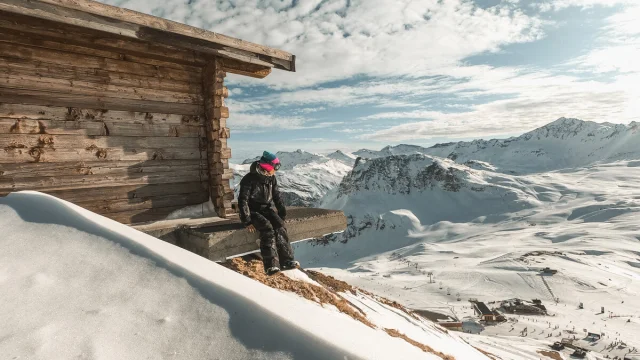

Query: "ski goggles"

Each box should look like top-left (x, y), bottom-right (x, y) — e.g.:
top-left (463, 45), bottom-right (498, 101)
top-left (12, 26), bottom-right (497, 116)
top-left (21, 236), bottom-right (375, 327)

top-left (260, 157), bottom-right (281, 171)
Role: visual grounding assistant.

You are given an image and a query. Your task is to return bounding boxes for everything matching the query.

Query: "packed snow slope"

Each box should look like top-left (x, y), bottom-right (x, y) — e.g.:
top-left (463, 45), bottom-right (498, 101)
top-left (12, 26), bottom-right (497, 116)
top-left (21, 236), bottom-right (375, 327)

top-left (232, 149), bottom-right (353, 207)
top-left (0, 191), bottom-right (489, 360)
top-left (288, 121), bottom-right (640, 359)
top-left (354, 118), bottom-right (640, 174)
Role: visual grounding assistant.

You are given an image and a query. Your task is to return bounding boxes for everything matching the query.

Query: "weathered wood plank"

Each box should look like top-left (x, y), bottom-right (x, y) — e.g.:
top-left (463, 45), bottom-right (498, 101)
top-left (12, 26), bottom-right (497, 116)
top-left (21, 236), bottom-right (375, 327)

top-left (0, 104), bottom-right (203, 125)
top-left (0, 73), bottom-right (203, 104)
top-left (0, 42), bottom-right (201, 82)
top-left (0, 134), bottom-right (200, 150)
top-left (39, 181), bottom-right (208, 203)
top-left (0, 159), bottom-right (204, 177)
top-left (0, 0), bottom-right (293, 66)
top-left (0, 119), bottom-right (203, 137)
top-left (0, 57), bottom-right (201, 94)
top-left (0, 146), bottom-right (202, 163)
top-left (218, 56), bottom-right (271, 79)
top-left (75, 191), bottom-right (208, 213)
top-left (0, 88), bottom-right (204, 115)
top-left (102, 205), bottom-right (195, 224)
top-left (0, 28), bottom-right (202, 73)
top-left (0, 11), bottom-right (206, 66)
top-left (0, 170), bottom-right (205, 192)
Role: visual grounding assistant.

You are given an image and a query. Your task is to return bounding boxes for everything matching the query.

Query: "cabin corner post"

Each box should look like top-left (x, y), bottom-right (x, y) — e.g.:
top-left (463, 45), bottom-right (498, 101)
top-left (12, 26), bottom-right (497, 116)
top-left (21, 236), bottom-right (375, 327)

top-left (203, 58), bottom-right (233, 218)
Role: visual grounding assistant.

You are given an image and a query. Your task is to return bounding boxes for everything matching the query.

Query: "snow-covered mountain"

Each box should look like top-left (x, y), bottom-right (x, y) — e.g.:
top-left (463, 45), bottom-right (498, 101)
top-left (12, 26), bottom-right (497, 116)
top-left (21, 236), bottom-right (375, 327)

top-left (326, 150), bottom-right (358, 167)
top-left (356, 118), bottom-right (640, 174)
top-left (241, 149), bottom-right (358, 169)
top-left (295, 156), bottom-right (640, 358)
top-left (288, 118), bottom-right (640, 359)
top-left (233, 150), bottom-right (355, 207)
top-left (233, 118), bottom-right (639, 210)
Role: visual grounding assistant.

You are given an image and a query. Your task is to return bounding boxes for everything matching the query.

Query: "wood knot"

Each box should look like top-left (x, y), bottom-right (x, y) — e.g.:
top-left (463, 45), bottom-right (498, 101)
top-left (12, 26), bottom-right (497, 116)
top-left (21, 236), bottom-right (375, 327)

top-left (95, 149), bottom-right (107, 159)
top-left (151, 150), bottom-right (165, 160)
top-left (37, 121), bottom-right (47, 134)
top-left (9, 120), bottom-right (20, 133)
top-left (28, 147), bottom-right (44, 162)
top-left (37, 135), bottom-right (54, 146)
top-left (66, 107), bottom-right (82, 121)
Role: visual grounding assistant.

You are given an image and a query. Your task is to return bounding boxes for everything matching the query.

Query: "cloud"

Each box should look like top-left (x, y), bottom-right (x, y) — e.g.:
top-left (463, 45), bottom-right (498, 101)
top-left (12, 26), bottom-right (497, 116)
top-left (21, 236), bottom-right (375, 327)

top-left (531, 0), bottom-right (635, 12)
top-left (102, 0), bottom-right (638, 145)
top-left (360, 66), bottom-right (638, 141)
top-left (569, 4), bottom-right (640, 74)
top-left (103, 0), bottom-right (544, 88)
top-left (228, 112), bottom-right (307, 130)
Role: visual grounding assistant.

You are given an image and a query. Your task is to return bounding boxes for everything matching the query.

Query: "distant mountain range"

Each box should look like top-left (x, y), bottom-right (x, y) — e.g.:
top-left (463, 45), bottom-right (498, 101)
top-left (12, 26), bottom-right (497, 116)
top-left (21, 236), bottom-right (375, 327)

top-left (232, 118), bottom-right (639, 207)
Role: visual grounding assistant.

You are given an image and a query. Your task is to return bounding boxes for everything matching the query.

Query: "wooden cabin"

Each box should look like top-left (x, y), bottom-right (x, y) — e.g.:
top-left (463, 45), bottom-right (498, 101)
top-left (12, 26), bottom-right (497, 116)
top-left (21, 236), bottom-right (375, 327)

top-left (0, 0), bottom-right (345, 261)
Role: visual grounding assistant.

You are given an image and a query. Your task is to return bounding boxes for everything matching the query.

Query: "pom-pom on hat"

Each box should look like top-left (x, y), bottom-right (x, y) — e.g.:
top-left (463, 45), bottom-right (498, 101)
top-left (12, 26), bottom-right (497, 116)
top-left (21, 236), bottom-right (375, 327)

top-left (259, 151), bottom-right (280, 172)
top-left (260, 151), bottom-right (278, 164)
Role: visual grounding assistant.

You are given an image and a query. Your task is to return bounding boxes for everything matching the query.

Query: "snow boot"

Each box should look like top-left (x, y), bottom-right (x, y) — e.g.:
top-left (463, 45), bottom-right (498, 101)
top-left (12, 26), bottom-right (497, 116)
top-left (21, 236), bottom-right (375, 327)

top-left (281, 260), bottom-right (300, 270)
top-left (266, 266), bottom-right (281, 276)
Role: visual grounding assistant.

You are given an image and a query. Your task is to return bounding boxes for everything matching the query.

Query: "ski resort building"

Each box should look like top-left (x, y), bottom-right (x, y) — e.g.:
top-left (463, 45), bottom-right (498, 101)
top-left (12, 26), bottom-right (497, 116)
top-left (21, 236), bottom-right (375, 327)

top-left (473, 301), bottom-right (497, 321)
top-left (0, 0), bottom-right (345, 261)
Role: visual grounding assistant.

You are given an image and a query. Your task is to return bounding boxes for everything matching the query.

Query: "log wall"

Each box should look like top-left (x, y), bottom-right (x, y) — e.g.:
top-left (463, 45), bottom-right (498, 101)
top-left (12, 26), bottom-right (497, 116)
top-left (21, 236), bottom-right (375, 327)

top-left (0, 12), bottom-right (213, 224)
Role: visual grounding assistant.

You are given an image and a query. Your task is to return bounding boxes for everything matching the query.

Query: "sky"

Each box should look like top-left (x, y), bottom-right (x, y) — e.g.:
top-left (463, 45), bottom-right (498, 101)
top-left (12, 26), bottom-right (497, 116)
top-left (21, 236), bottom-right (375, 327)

top-left (102, 0), bottom-right (640, 160)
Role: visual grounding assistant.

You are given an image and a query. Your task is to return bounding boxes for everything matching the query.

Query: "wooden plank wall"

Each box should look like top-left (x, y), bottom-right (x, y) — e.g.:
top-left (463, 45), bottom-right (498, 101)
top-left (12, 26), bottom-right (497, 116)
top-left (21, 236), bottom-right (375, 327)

top-left (0, 11), bottom-right (210, 224)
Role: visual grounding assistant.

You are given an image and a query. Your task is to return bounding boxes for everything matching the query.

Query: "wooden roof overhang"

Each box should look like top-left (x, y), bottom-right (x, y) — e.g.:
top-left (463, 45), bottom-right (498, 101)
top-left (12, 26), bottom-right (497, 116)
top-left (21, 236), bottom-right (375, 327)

top-left (0, 0), bottom-right (295, 79)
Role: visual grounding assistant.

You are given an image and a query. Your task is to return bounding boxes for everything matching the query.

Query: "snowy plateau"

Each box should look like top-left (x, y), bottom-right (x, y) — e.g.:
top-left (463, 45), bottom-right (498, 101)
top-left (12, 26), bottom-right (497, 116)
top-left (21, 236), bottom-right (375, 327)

top-left (239, 118), bottom-right (640, 359)
top-left (1, 117), bottom-right (639, 360)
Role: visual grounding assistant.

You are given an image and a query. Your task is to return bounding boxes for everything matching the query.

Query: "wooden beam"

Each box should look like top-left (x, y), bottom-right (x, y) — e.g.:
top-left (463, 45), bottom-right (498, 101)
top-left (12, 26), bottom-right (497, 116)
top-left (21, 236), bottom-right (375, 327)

top-left (218, 57), bottom-right (272, 79)
top-left (0, 146), bottom-right (201, 163)
top-left (0, 57), bottom-right (201, 95)
top-left (0, 104), bottom-right (203, 125)
top-left (202, 58), bottom-right (235, 218)
top-left (0, 72), bottom-right (203, 104)
top-left (0, 87), bottom-right (204, 115)
top-left (0, 0), bottom-right (295, 72)
top-left (0, 42), bottom-right (201, 82)
top-left (41, 181), bottom-right (208, 203)
top-left (0, 27), bottom-right (202, 73)
top-left (0, 119), bottom-right (203, 138)
top-left (0, 11), bottom-right (206, 66)
top-left (0, 134), bottom-right (201, 150)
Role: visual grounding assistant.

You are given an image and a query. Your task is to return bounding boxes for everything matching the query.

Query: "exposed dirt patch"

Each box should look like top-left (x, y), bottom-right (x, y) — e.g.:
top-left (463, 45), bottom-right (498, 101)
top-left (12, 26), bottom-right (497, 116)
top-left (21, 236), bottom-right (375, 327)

top-left (305, 270), bottom-right (356, 295)
top-left (384, 328), bottom-right (455, 360)
top-left (223, 258), bottom-right (374, 328)
top-left (474, 346), bottom-right (499, 360)
top-left (378, 297), bottom-right (422, 321)
top-left (537, 350), bottom-right (563, 360)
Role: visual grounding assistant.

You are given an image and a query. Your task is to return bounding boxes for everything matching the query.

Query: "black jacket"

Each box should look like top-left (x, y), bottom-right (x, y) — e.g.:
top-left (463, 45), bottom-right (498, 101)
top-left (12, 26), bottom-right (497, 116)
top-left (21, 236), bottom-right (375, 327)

top-left (238, 161), bottom-right (287, 226)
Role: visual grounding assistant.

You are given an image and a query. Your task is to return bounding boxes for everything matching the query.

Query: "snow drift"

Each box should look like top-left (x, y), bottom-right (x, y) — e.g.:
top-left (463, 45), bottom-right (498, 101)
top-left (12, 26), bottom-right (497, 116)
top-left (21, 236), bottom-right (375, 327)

top-left (0, 191), bottom-right (487, 360)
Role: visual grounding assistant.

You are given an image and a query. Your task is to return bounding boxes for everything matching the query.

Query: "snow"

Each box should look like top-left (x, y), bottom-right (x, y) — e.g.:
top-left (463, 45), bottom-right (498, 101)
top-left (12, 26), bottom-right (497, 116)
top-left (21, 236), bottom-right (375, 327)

top-left (354, 118), bottom-right (640, 174)
top-left (267, 118), bottom-right (640, 359)
top-left (0, 191), bottom-right (484, 360)
top-left (294, 158), bottom-right (640, 359)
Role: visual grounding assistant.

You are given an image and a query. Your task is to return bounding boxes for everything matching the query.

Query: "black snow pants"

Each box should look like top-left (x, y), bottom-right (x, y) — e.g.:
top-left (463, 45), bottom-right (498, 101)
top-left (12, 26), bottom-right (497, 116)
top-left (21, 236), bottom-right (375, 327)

top-left (251, 207), bottom-right (294, 271)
